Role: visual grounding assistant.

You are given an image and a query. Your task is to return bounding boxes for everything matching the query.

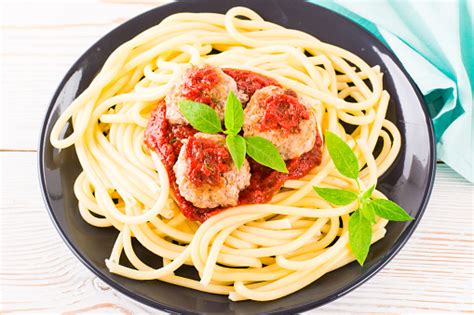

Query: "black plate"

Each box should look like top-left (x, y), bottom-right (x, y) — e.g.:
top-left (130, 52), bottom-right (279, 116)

top-left (38, 0), bottom-right (436, 313)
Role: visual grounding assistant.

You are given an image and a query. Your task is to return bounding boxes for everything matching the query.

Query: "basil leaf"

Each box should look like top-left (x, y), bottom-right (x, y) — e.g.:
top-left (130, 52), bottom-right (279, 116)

top-left (360, 201), bottom-right (376, 224)
top-left (226, 135), bottom-right (246, 170)
top-left (245, 136), bottom-right (288, 173)
top-left (349, 210), bottom-right (372, 266)
top-left (325, 131), bottom-right (359, 180)
top-left (179, 100), bottom-right (223, 134)
top-left (224, 91), bottom-right (244, 135)
top-left (371, 199), bottom-right (414, 221)
top-left (362, 185), bottom-right (376, 200)
top-left (313, 187), bottom-right (358, 206)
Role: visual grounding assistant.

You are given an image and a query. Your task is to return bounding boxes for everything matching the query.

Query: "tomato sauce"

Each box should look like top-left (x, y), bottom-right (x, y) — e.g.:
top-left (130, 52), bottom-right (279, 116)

top-left (258, 89), bottom-right (310, 135)
top-left (144, 102), bottom-right (210, 222)
top-left (185, 137), bottom-right (231, 187)
top-left (181, 66), bottom-right (221, 107)
top-left (144, 101), bottom-right (196, 166)
top-left (144, 68), bottom-right (322, 222)
top-left (239, 133), bottom-right (323, 204)
top-left (222, 68), bottom-right (281, 101)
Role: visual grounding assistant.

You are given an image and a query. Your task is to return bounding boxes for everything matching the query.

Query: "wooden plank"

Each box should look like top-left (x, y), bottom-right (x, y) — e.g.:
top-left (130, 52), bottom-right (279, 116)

top-left (0, 152), bottom-right (472, 313)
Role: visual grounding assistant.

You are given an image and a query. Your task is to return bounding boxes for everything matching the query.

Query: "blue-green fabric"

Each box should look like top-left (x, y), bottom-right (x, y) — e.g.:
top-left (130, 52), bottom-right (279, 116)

top-left (309, 0), bottom-right (473, 182)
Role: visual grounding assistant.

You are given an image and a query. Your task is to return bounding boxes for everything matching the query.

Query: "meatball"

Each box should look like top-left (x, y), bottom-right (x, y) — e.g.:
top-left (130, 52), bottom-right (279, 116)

top-left (173, 133), bottom-right (251, 209)
top-left (165, 64), bottom-right (246, 125)
top-left (243, 86), bottom-right (318, 160)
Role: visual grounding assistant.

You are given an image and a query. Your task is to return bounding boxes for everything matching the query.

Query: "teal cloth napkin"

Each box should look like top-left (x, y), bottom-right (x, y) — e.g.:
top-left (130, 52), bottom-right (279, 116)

top-left (310, 0), bottom-right (473, 182)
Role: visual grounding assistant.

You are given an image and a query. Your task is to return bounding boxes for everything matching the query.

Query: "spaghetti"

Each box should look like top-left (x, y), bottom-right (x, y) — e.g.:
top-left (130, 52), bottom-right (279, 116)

top-left (50, 7), bottom-right (401, 301)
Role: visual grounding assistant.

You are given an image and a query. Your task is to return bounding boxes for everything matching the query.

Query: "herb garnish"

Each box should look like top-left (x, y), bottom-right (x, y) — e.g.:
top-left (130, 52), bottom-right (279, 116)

top-left (179, 92), bottom-right (288, 173)
top-left (315, 131), bottom-right (414, 265)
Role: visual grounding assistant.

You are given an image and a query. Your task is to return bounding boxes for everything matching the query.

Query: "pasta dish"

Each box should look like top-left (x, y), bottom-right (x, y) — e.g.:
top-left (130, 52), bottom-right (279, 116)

top-left (50, 7), bottom-right (410, 301)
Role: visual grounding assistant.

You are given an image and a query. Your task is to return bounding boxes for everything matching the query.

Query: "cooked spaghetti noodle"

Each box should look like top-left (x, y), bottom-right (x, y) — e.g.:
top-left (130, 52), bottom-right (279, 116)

top-left (50, 7), bottom-right (401, 301)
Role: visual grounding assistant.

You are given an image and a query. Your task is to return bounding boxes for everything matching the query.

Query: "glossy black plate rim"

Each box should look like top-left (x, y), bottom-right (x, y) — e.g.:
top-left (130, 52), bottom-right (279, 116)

top-left (37, 1), bottom-right (436, 313)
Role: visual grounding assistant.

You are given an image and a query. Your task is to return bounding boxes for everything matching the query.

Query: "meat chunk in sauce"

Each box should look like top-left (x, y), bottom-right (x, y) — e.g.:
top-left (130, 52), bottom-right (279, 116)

top-left (243, 86), bottom-right (317, 160)
top-left (173, 133), bottom-right (251, 209)
top-left (165, 64), bottom-right (246, 125)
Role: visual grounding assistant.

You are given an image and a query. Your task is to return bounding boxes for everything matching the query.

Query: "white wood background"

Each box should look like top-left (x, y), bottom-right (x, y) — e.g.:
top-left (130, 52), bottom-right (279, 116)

top-left (1, 1), bottom-right (473, 314)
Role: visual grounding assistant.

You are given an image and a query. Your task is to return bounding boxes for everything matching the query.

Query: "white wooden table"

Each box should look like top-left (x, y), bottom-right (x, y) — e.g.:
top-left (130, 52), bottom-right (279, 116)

top-left (1, 1), bottom-right (473, 314)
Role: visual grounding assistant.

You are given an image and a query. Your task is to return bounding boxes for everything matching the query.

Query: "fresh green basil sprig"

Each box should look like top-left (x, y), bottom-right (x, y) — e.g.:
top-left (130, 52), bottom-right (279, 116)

top-left (179, 91), bottom-right (288, 173)
top-left (314, 131), bottom-right (413, 265)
